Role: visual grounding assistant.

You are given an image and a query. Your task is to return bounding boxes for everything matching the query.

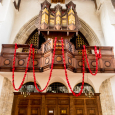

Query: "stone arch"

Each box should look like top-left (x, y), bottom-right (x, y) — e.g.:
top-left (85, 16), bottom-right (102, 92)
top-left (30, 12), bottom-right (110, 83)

top-left (13, 15), bottom-right (101, 46)
top-left (99, 78), bottom-right (115, 115)
top-left (79, 18), bottom-right (101, 46)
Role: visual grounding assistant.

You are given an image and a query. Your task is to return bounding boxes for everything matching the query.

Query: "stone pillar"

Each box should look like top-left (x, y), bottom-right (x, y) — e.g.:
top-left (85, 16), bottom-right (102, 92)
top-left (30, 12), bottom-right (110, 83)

top-left (0, 75), bottom-right (4, 96)
top-left (110, 76), bottom-right (115, 104)
top-left (99, 78), bottom-right (115, 115)
top-left (0, 76), bottom-right (14, 115)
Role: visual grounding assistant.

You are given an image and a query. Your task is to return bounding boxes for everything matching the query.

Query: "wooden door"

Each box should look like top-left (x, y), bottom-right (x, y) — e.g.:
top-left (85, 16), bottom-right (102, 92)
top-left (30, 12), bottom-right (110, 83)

top-left (45, 97), bottom-right (69, 115)
top-left (86, 99), bottom-right (98, 115)
top-left (87, 108), bottom-right (98, 115)
top-left (12, 93), bottom-right (102, 115)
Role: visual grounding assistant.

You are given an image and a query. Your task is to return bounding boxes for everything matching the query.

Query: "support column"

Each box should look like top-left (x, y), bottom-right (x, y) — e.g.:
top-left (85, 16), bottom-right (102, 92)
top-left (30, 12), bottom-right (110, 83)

top-left (0, 75), bottom-right (4, 96)
top-left (110, 76), bottom-right (115, 104)
top-left (0, 76), bottom-right (14, 115)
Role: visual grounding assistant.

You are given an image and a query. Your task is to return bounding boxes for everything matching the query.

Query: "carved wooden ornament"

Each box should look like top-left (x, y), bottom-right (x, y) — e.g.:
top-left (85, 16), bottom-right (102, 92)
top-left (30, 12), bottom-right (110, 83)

top-left (35, 0), bottom-right (81, 35)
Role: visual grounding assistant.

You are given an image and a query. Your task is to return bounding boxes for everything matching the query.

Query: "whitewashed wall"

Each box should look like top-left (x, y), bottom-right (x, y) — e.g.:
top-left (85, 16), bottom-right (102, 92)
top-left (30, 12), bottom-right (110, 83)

top-left (99, 0), bottom-right (115, 48)
top-left (0, 71), bottom-right (114, 93)
top-left (9, 0), bottom-right (104, 46)
top-left (0, 0), bottom-right (15, 51)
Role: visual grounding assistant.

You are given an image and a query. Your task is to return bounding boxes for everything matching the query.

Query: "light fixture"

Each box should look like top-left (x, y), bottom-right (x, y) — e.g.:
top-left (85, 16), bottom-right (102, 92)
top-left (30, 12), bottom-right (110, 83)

top-left (21, 85), bottom-right (30, 98)
top-left (20, 74), bottom-right (30, 97)
top-left (85, 88), bottom-right (94, 98)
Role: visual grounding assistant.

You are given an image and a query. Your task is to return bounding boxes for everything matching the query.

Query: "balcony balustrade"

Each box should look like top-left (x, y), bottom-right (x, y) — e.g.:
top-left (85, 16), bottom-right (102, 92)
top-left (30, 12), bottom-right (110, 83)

top-left (0, 39), bottom-right (115, 73)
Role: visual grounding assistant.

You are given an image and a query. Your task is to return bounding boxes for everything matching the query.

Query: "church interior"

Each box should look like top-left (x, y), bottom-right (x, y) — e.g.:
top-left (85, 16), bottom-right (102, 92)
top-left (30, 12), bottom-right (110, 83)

top-left (0, 0), bottom-right (115, 115)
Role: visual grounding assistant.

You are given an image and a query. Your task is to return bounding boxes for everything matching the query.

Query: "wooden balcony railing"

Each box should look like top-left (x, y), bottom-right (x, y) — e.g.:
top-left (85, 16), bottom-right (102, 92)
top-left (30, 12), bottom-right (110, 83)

top-left (0, 40), bottom-right (115, 73)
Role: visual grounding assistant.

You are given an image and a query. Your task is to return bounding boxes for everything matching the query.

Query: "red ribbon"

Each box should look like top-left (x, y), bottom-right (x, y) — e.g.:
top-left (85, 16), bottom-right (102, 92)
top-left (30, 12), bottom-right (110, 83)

top-left (12, 37), bottom-right (101, 97)
top-left (83, 45), bottom-right (101, 76)
top-left (61, 37), bottom-right (84, 97)
top-left (32, 37), bottom-right (57, 92)
top-left (12, 44), bottom-right (32, 91)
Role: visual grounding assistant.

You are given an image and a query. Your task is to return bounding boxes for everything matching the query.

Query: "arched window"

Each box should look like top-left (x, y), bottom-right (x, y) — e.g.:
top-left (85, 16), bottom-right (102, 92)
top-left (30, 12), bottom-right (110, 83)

top-left (19, 82), bottom-right (41, 93)
top-left (70, 32), bottom-right (89, 50)
top-left (70, 32), bottom-right (90, 54)
top-left (73, 83), bottom-right (95, 94)
top-left (24, 29), bottom-right (46, 49)
top-left (46, 82), bottom-right (68, 93)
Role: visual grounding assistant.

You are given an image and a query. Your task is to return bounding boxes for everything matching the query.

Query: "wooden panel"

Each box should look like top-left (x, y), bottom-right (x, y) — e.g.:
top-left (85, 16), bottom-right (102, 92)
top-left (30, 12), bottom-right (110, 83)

top-left (74, 99), bottom-right (84, 105)
top-left (31, 99), bottom-right (41, 105)
top-left (87, 108), bottom-right (98, 115)
top-left (0, 57), bottom-right (12, 67)
top-left (58, 99), bottom-right (69, 105)
top-left (31, 107), bottom-right (40, 115)
top-left (86, 99), bottom-right (96, 105)
top-left (18, 107), bottom-right (27, 115)
top-left (51, 0), bottom-right (65, 4)
top-left (76, 107), bottom-right (85, 115)
top-left (58, 105), bottom-right (69, 115)
top-left (46, 99), bottom-right (56, 105)
top-left (19, 99), bottom-right (29, 105)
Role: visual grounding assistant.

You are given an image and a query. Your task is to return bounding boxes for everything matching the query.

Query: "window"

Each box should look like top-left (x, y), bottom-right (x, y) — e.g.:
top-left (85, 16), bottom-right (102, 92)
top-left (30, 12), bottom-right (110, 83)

top-left (73, 83), bottom-right (95, 94)
top-left (23, 29), bottom-right (46, 53)
top-left (46, 82), bottom-right (68, 93)
top-left (19, 82), bottom-right (41, 93)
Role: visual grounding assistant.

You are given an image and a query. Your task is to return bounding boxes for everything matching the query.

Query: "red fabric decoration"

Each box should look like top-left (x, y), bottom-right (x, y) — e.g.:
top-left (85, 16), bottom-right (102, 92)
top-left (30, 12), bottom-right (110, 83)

top-left (12, 44), bottom-right (32, 91)
top-left (32, 37), bottom-right (57, 92)
top-left (61, 37), bottom-right (85, 97)
top-left (83, 45), bottom-right (101, 76)
top-left (12, 37), bottom-right (101, 97)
